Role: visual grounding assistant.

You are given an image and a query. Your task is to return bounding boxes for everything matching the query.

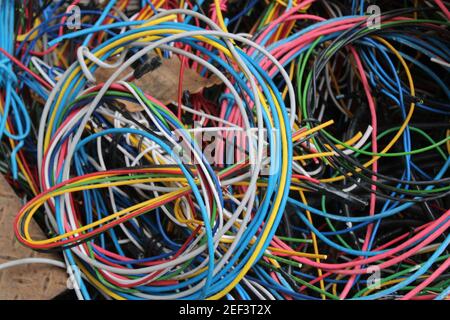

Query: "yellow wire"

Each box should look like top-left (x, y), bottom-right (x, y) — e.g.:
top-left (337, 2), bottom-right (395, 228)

top-left (282, 61), bottom-right (296, 100)
top-left (299, 190), bottom-right (326, 300)
top-left (293, 152), bottom-right (334, 161)
top-left (213, 0), bottom-right (229, 32)
top-left (293, 119), bottom-right (335, 142)
top-left (21, 179), bottom-right (190, 244)
top-left (16, 18), bottom-right (42, 42)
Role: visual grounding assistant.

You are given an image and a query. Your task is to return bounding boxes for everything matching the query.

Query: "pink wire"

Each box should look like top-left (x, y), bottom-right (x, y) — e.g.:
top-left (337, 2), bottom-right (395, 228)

top-left (339, 46), bottom-right (379, 298)
top-left (266, 209), bottom-right (450, 273)
top-left (433, 0), bottom-right (450, 20)
top-left (400, 256), bottom-right (450, 300)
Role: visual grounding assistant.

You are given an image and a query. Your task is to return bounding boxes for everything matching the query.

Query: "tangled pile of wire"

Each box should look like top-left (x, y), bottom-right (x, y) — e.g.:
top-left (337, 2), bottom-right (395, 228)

top-left (0, 0), bottom-right (449, 300)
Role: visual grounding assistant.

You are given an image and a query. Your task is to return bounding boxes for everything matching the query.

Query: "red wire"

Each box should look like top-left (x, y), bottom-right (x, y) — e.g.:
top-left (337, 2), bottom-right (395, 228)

top-left (0, 47), bottom-right (52, 90)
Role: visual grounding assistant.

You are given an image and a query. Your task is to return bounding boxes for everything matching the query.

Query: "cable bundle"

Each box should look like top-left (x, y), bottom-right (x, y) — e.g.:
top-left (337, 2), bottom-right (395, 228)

top-left (0, 0), bottom-right (449, 300)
